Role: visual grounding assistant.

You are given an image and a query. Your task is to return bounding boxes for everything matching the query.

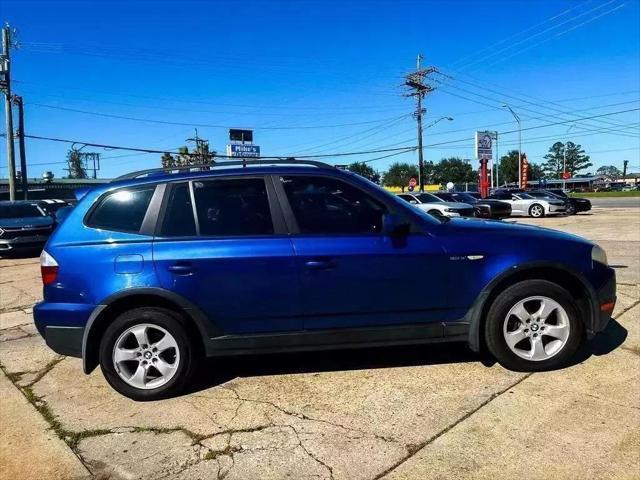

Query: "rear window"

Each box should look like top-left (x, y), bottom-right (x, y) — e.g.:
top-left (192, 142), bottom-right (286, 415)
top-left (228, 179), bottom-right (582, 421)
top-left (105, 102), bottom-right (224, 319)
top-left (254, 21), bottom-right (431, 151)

top-left (87, 187), bottom-right (155, 233)
top-left (159, 183), bottom-right (197, 237)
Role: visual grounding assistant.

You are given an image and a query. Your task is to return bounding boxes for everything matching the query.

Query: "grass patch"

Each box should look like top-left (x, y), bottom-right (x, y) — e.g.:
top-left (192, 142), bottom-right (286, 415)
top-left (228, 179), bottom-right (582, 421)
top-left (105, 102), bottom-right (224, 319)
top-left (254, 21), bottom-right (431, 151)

top-left (571, 191), bottom-right (640, 198)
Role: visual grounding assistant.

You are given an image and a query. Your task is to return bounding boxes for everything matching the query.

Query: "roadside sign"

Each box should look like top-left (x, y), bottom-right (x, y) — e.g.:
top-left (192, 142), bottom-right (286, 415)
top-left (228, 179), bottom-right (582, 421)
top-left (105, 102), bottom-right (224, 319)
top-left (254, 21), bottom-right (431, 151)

top-left (562, 171), bottom-right (571, 180)
top-left (408, 177), bottom-right (417, 191)
top-left (229, 129), bottom-right (253, 143)
top-left (475, 131), bottom-right (495, 160)
top-left (520, 153), bottom-right (529, 189)
top-left (226, 144), bottom-right (261, 158)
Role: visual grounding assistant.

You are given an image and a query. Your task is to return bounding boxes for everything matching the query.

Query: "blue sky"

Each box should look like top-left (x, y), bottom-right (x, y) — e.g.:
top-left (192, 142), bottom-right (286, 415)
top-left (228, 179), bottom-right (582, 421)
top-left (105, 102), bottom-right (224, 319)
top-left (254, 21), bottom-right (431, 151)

top-left (1, 0), bottom-right (639, 179)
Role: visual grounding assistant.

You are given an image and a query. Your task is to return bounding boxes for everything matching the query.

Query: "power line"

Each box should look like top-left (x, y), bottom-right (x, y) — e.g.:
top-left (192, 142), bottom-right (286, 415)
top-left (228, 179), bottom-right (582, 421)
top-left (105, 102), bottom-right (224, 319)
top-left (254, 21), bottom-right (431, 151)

top-left (26, 103), bottom-right (409, 130)
top-left (21, 133), bottom-right (418, 159)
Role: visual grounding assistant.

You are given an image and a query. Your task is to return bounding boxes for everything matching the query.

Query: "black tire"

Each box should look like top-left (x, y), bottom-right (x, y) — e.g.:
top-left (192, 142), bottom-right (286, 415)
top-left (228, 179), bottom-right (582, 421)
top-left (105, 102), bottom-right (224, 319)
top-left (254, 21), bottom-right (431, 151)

top-left (484, 280), bottom-right (584, 372)
top-left (99, 307), bottom-right (196, 401)
top-left (528, 203), bottom-right (545, 218)
top-left (428, 209), bottom-right (443, 217)
top-left (567, 203), bottom-right (576, 215)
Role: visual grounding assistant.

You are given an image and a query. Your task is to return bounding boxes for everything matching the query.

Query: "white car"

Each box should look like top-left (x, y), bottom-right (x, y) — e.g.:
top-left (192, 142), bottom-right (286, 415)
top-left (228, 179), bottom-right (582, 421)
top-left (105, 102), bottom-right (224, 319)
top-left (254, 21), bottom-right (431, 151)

top-left (487, 192), bottom-right (566, 218)
top-left (397, 192), bottom-right (475, 217)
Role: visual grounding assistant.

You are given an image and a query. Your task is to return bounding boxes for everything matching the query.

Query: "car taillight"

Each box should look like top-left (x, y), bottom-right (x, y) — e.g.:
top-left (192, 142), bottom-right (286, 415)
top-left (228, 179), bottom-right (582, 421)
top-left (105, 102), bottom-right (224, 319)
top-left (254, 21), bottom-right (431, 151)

top-left (40, 250), bottom-right (59, 286)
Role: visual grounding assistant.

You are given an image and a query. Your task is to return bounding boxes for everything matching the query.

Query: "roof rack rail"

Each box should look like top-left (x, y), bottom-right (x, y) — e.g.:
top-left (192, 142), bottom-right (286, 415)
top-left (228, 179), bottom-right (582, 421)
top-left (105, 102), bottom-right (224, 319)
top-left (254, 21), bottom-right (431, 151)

top-left (112, 158), bottom-right (335, 182)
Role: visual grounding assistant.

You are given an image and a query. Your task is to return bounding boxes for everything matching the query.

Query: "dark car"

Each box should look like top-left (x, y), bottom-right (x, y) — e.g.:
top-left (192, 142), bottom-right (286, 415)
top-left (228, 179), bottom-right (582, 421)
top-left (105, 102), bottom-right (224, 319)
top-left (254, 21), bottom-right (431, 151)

top-left (435, 192), bottom-right (511, 219)
top-left (544, 189), bottom-right (591, 214)
top-left (34, 160), bottom-right (615, 400)
top-left (38, 199), bottom-right (72, 216)
top-left (0, 201), bottom-right (55, 254)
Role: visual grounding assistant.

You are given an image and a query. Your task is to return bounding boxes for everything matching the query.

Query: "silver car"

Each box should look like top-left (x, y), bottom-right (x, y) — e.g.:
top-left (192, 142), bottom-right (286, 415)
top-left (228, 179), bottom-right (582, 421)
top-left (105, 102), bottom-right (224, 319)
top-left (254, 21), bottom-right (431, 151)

top-left (397, 192), bottom-right (475, 217)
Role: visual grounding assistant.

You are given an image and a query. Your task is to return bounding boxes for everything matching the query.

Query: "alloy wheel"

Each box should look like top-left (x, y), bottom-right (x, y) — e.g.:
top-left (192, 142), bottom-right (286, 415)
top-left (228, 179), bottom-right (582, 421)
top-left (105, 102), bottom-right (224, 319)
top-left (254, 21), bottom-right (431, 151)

top-left (112, 323), bottom-right (180, 389)
top-left (530, 205), bottom-right (543, 217)
top-left (502, 296), bottom-right (570, 361)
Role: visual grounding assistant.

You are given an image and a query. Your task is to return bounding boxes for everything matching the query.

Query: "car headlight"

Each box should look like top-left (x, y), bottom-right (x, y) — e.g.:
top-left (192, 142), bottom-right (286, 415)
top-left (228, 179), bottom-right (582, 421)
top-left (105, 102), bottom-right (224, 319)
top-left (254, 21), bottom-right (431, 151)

top-left (592, 245), bottom-right (608, 266)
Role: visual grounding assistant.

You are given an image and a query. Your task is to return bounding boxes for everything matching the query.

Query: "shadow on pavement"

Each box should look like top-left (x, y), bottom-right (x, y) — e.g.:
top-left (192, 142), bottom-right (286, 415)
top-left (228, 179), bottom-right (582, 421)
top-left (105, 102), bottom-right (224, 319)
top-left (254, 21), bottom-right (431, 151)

top-left (185, 319), bottom-right (627, 396)
top-left (571, 318), bottom-right (628, 365)
top-left (187, 341), bottom-right (490, 396)
top-left (0, 249), bottom-right (41, 260)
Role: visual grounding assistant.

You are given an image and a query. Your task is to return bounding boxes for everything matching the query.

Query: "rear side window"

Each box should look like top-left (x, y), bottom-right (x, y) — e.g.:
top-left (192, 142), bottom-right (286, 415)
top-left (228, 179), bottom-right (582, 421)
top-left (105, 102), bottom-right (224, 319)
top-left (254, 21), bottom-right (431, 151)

top-left (192, 178), bottom-right (274, 236)
top-left (87, 187), bottom-right (155, 233)
top-left (159, 183), bottom-right (196, 236)
top-left (280, 176), bottom-right (386, 234)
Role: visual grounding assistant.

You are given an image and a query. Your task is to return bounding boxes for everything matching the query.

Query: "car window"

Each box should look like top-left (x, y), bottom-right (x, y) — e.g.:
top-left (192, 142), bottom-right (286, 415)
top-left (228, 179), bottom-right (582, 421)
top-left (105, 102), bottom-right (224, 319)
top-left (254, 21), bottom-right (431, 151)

top-left (160, 183), bottom-right (196, 236)
top-left (87, 187), bottom-right (155, 233)
top-left (193, 178), bottom-right (273, 236)
top-left (398, 194), bottom-right (414, 202)
top-left (280, 176), bottom-right (386, 234)
top-left (414, 193), bottom-right (441, 203)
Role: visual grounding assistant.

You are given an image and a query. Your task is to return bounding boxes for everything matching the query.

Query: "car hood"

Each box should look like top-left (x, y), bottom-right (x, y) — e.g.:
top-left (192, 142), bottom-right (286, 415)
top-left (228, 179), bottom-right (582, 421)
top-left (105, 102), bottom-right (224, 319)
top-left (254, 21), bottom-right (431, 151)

top-left (0, 216), bottom-right (53, 229)
top-left (432, 201), bottom-right (473, 209)
top-left (442, 216), bottom-right (591, 245)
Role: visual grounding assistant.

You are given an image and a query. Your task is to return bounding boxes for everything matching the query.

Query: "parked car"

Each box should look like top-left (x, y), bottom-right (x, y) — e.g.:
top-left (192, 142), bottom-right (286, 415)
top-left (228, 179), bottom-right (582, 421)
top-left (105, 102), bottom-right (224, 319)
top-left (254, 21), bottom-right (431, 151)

top-left (487, 191), bottom-right (566, 218)
top-left (434, 191), bottom-right (511, 219)
top-left (533, 189), bottom-right (591, 215)
top-left (37, 199), bottom-right (72, 216)
top-left (34, 160), bottom-right (616, 400)
top-left (397, 192), bottom-right (475, 217)
top-left (0, 201), bottom-right (55, 254)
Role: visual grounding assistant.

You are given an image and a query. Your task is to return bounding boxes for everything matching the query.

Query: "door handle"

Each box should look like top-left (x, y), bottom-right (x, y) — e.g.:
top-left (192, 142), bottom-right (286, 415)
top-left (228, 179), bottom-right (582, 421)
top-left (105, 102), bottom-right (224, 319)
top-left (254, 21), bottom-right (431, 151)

top-left (168, 264), bottom-right (194, 275)
top-left (304, 259), bottom-right (336, 270)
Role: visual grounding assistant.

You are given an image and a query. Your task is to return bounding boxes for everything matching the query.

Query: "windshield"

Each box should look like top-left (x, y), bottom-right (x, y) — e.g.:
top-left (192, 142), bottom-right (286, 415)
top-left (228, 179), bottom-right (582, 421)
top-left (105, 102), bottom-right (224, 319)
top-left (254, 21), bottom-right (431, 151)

top-left (414, 193), bottom-right (441, 203)
top-left (516, 193), bottom-right (535, 200)
top-left (452, 192), bottom-right (477, 203)
top-left (0, 204), bottom-right (46, 219)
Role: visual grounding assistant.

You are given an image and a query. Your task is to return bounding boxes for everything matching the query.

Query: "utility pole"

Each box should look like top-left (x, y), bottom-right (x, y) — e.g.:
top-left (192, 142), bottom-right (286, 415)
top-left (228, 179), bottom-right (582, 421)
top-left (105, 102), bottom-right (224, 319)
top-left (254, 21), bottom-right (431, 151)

top-left (14, 95), bottom-right (27, 198)
top-left (1, 24), bottom-right (17, 200)
top-left (494, 131), bottom-right (499, 187)
top-left (404, 55), bottom-right (438, 192)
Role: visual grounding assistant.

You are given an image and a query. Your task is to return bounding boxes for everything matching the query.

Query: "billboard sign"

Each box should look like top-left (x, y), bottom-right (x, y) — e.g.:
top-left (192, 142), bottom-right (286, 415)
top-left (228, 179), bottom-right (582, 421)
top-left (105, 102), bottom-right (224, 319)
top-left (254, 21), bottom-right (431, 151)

top-left (226, 144), bottom-right (261, 158)
top-left (229, 129), bottom-right (253, 143)
top-left (475, 131), bottom-right (495, 160)
top-left (520, 153), bottom-right (529, 189)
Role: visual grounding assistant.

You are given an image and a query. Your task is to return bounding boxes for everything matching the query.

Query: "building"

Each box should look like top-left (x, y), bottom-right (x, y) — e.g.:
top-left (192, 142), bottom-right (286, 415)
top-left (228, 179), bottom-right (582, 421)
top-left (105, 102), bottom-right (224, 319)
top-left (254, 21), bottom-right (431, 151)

top-left (0, 178), bottom-right (110, 201)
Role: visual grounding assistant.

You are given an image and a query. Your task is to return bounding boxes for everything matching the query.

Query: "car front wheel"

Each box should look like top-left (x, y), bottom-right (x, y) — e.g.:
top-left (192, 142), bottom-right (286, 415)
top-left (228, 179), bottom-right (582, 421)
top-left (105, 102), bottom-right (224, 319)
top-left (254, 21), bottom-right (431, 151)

top-left (99, 307), bottom-right (196, 400)
top-left (528, 203), bottom-right (545, 218)
top-left (485, 280), bottom-right (583, 371)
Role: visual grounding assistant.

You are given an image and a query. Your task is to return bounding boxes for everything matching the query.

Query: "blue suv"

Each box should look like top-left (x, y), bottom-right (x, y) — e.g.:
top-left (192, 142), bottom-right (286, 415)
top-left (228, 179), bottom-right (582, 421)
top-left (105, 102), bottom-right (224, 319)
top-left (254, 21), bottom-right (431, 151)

top-left (34, 160), bottom-right (616, 400)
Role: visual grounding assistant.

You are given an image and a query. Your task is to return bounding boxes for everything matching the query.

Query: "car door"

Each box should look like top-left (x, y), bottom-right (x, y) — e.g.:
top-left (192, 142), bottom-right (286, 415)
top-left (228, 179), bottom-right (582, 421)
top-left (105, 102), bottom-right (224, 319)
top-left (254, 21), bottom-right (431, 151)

top-left (152, 178), bottom-right (301, 335)
top-left (274, 173), bottom-right (450, 330)
top-left (510, 194), bottom-right (530, 214)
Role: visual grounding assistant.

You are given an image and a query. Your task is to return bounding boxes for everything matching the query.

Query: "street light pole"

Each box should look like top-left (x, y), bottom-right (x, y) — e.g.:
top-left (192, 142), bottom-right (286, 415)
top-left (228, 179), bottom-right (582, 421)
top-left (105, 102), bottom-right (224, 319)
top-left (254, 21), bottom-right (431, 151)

top-left (503, 104), bottom-right (522, 188)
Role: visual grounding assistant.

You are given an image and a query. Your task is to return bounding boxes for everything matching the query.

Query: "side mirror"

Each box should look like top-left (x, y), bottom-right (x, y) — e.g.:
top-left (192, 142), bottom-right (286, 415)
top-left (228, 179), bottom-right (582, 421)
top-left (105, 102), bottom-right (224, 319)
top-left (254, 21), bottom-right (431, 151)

top-left (409, 200), bottom-right (418, 204)
top-left (383, 213), bottom-right (411, 236)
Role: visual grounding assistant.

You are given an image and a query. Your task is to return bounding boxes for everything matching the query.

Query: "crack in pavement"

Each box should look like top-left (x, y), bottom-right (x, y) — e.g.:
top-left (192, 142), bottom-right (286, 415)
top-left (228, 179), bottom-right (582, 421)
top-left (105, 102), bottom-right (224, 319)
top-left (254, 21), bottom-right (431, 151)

top-left (220, 384), bottom-right (397, 443)
top-left (371, 373), bottom-right (534, 480)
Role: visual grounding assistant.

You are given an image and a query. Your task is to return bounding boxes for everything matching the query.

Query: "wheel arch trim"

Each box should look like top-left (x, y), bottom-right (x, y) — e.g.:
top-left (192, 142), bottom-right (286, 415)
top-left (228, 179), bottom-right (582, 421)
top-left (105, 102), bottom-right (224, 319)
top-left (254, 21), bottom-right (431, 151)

top-left (82, 287), bottom-right (219, 374)
top-left (465, 261), bottom-right (598, 352)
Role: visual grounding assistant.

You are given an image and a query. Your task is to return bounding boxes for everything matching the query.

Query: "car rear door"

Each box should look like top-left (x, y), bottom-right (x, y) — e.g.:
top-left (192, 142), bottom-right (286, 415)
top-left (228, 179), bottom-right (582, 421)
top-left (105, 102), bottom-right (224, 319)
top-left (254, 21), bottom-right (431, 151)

top-left (274, 173), bottom-right (450, 331)
top-left (152, 177), bottom-right (301, 335)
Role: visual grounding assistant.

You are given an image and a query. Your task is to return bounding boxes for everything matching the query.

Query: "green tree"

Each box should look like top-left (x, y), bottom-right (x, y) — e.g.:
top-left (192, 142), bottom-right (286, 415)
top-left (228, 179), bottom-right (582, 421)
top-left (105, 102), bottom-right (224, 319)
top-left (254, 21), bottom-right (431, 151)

top-left (542, 141), bottom-right (592, 177)
top-left (346, 162), bottom-right (381, 184)
top-left (66, 149), bottom-right (87, 179)
top-left (382, 162), bottom-right (418, 192)
top-left (160, 144), bottom-right (216, 168)
top-left (497, 150), bottom-right (544, 185)
top-left (596, 165), bottom-right (622, 180)
top-left (431, 157), bottom-right (476, 184)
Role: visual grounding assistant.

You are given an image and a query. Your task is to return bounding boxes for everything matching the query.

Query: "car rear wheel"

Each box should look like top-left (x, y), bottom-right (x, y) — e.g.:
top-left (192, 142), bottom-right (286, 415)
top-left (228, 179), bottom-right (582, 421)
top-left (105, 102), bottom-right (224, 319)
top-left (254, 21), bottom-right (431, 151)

top-left (566, 203), bottom-right (576, 215)
top-left (484, 280), bottom-right (583, 371)
top-left (99, 307), bottom-right (196, 401)
top-left (528, 203), bottom-right (545, 218)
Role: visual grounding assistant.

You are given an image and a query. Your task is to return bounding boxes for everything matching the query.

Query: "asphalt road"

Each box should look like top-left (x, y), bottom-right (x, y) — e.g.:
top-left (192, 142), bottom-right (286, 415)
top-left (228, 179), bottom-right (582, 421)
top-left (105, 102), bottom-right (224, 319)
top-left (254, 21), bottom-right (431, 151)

top-left (586, 196), bottom-right (640, 208)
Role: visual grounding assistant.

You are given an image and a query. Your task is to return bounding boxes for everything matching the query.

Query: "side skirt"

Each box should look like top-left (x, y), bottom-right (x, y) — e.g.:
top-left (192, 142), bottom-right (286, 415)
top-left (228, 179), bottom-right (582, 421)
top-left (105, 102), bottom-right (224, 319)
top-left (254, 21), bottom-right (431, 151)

top-left (204, 322), bottom-right (470, 356)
